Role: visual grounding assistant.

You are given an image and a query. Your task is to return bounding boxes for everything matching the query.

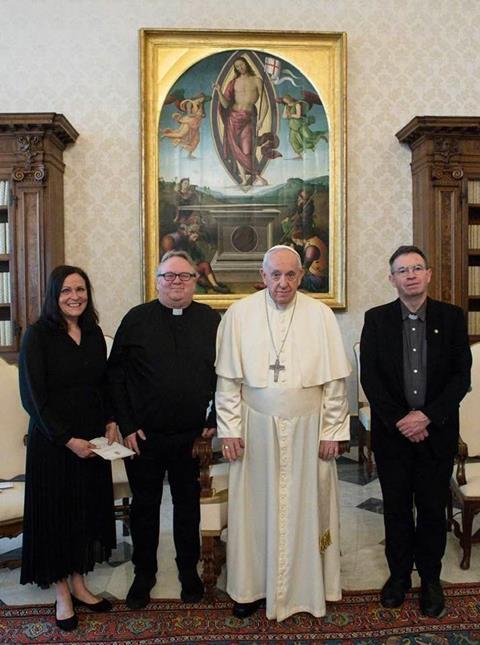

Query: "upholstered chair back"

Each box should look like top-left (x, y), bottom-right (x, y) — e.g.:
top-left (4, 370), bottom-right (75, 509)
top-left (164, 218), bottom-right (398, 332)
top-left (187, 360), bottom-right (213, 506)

top-left (459, 341), bottom-right (480, 456)
top-left (0, 358), bottom-right (28, 480)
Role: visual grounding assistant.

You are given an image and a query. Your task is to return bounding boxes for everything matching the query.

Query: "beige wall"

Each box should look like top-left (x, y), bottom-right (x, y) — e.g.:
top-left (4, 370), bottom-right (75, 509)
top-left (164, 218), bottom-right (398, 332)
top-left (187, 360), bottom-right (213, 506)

top-left (3, 0), bottom-right (480, 405)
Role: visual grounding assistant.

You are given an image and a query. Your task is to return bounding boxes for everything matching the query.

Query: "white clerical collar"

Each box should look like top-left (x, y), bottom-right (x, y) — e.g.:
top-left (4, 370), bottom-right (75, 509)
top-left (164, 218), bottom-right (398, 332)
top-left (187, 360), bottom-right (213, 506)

top-left (158, 300), bottom-right (187, 315)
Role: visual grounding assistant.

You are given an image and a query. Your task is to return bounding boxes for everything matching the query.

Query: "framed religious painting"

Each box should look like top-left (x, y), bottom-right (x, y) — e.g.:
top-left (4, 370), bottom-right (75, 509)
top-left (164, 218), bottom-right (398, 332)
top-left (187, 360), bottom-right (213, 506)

top-left (141, 29), bottom-right (347, 308)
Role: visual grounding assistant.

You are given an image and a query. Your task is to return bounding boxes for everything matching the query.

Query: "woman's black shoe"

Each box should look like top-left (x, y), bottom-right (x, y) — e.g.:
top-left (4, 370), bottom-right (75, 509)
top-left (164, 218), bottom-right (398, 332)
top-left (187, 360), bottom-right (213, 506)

top-left (54, 602), bottom-right (78, 631)
top-left (72, 595), bottom-right (113, 612)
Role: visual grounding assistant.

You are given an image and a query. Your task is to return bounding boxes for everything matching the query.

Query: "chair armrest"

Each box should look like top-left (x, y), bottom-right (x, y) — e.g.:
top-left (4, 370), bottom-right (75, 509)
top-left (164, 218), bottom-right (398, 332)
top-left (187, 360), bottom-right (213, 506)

top-left (338, 440), bottom-right (350, 455)
top-left (456, 437), bottom-right (468, 486)
top-left (193, 435), bottom-right (214, 498)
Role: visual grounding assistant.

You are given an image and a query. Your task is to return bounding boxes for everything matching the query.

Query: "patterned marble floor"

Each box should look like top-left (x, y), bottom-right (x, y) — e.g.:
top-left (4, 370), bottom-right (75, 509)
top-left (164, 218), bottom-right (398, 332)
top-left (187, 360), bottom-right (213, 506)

top-left (1, 446), bottom-right (479, 606)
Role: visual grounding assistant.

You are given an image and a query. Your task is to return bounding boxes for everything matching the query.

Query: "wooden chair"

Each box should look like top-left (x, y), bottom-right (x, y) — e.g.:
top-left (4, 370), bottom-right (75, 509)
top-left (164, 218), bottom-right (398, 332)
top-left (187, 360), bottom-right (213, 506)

top-left (448, 341), bottom-right (480, 569)
top-left (104, 334), bottom-right (132, 535)
top-left (0, 357), bottom-right (29, 568)
top-left (353, 342), bottom-right (373, 476)
top-left (193, 435), bottom-right (228, 600)
top-left (112, 458), bottom-right (131, 536)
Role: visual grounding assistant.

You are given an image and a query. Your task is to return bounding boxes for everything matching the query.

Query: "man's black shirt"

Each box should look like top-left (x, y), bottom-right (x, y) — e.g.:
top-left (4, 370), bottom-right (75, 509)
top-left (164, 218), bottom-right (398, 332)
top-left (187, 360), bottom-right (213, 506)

top-left (108, 299), bottom-right (220, 438)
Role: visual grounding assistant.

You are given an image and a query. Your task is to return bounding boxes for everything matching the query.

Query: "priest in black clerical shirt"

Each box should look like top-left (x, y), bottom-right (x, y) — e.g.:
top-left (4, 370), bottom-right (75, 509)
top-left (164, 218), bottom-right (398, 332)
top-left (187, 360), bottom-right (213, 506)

top-left (108, 250), bottom-right (220, 610)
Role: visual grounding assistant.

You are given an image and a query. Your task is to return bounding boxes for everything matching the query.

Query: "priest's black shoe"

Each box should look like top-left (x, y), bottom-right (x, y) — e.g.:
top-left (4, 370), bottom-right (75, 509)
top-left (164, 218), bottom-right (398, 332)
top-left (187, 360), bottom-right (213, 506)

top-left (54, 602), bottom-right (78, 632)
top-left (126, 573), bottom-right (156, 610)
top-left (380, 576), bottom-right (411, 608)
top-left (420, 580), bottom-right (445, 618)
top-left (179, 569), bottom-right (204, 603)
top-left (232, 599), bottom-right (265, 618)
top-left (72, 595), bottom-right (113, 612)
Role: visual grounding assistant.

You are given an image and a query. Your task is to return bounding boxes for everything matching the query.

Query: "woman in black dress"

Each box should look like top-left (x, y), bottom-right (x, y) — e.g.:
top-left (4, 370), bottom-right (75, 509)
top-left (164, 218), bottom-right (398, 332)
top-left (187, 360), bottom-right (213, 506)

top-left (19, 265), bottom-right (117, 631)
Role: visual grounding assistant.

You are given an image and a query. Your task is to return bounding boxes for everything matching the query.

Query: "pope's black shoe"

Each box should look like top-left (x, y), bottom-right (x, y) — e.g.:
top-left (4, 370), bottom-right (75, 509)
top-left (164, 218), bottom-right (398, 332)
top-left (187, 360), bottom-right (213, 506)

top-left (126, 573), bottom-right (156, 610)
top-left (179, 569), bottom-right (204, 603)
top-left (380, 576), bottom-right (411, 608)
top-left (420, 580), bottom-right (445, 618)
top-left (232, 598), bottom-right (265, 618)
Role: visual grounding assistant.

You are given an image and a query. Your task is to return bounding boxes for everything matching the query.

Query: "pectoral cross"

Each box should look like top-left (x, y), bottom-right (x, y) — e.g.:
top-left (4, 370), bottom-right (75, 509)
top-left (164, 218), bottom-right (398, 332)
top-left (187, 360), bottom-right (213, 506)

top-left (269, 357), bottom-right (285, 383)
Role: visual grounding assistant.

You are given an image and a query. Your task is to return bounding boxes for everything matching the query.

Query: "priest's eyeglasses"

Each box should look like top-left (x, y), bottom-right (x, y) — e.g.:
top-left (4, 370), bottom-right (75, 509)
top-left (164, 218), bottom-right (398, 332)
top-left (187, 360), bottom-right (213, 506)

top-left (157, 272), bottom-right (196, 282)
top-left (391, 264), bottom-right (427, 276)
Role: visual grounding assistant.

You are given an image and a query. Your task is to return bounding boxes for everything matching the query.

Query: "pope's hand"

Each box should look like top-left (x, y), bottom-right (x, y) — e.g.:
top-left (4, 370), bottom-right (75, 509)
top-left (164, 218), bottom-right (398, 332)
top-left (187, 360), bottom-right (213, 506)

top-left (221, 437), bottom-right (244, 462)
top-left (318, 440), bottom-right (339, 461)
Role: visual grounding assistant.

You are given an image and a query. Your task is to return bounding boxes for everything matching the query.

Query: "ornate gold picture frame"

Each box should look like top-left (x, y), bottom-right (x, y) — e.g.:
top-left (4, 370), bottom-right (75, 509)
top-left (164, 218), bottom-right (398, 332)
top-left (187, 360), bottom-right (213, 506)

top-left (141, 29), bottom-right (347, 308)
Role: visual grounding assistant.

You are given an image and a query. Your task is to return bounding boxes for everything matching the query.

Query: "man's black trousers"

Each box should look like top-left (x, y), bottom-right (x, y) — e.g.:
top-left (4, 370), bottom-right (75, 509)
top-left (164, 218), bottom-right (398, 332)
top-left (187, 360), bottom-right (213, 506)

top-left (375, 444), bottom-right (453, 583)
top-left (125, 432), bottom-right (200, 576)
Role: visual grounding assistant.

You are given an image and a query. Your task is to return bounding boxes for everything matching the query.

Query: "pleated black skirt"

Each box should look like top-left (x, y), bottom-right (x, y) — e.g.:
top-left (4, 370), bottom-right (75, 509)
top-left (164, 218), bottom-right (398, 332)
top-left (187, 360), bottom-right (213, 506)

top-left (21, 428), bottom-right (116, 586)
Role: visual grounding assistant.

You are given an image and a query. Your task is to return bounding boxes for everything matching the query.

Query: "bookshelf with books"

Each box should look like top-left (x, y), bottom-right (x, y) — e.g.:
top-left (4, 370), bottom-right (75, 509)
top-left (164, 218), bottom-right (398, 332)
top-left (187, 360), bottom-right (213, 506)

top-left (396, 116), bottom-right (480, 343)
top-left (467, 183), bottom-right (480, 340)
top-left (0, 114), bottom-right (78, 360)
top-left (0, 179), bottom-right (13, 350)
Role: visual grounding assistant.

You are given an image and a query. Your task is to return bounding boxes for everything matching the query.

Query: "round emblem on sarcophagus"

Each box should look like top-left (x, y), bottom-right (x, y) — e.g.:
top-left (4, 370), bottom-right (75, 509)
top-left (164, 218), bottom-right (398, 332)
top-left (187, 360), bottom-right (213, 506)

top-left (231, 225), bottom-right (258, 252)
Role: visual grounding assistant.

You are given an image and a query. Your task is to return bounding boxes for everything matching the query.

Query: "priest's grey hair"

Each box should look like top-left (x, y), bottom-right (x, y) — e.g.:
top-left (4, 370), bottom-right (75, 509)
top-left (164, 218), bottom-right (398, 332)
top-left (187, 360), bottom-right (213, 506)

top-left (262, 245), bottom-right (302, 270)
top-left (157, 250), bottom-right (197, 275)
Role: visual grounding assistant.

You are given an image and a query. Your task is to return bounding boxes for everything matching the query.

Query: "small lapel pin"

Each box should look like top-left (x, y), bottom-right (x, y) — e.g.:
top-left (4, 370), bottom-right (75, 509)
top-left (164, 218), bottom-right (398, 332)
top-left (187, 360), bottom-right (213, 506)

top-left (434, 329), bottom-right (439, 334)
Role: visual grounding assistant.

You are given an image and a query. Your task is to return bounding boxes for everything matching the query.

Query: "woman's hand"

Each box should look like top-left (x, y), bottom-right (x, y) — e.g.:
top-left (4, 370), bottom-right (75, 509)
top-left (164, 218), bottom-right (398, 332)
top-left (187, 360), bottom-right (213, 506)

top-left (66, 437), bottom-right (96, 459)
top-left (105, 421), bottom-right (120, 445)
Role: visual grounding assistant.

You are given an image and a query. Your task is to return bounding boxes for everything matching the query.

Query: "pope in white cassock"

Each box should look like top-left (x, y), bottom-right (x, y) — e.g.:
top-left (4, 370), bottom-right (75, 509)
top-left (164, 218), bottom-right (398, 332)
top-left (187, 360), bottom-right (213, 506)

top-left (215, 245), bottom-right (351, 622)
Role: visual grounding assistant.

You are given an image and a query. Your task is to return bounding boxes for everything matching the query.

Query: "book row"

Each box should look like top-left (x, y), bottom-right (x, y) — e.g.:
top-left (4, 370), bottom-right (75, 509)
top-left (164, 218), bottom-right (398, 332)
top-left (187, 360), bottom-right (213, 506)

top-left (468, 225), bottom-right (480, 249)
top-left (0, 272), bottom-right (11, 304)
top-left (468, 311), bottom-right (480, 336)
top-left (0, 320), bottom-right (12, 346)
top-left (469, 266), bottom-right (480, 296)
top-left (468, 181), bottom-right (480, 205)
top-left (0, 222), bottom-right (10, 254)
top-left (0, 181), bottom-right (7, 208)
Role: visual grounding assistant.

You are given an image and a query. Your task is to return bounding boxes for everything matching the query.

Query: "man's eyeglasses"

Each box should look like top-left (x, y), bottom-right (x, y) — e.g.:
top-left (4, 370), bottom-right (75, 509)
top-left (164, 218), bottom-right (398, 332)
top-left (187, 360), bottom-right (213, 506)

top-left (157, 272), bottom-right (196, 282)
top-left (391, 264), bottom-right (427, 276)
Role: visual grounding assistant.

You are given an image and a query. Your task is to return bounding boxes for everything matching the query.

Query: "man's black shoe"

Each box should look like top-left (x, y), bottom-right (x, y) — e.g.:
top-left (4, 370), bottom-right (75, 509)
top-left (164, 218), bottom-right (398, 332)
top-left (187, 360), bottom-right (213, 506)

top-left (380, 576), bottom-right (411, 608)
top-left (126, 573), bottom-right (156, 610)
top-left (420, 580), bottom-right (445, 618)
top-left (232, 598), bottom-right (265, 618)
top-left (179, 569), bottom-right (204, 603)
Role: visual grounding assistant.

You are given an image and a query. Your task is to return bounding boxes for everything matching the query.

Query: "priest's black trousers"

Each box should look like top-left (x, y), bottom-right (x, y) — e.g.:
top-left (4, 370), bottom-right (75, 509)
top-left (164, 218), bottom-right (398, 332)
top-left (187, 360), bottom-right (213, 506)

top-left (125, 432), bottom-right (201, 576)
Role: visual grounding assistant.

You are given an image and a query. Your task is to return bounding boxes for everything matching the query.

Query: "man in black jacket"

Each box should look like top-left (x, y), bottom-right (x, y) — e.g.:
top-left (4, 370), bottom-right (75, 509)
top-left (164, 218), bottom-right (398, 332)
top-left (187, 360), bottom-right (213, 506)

top-left (108, 250), bottom-right (220, 609)
top-left (360, 245), bottom-right (471, 617)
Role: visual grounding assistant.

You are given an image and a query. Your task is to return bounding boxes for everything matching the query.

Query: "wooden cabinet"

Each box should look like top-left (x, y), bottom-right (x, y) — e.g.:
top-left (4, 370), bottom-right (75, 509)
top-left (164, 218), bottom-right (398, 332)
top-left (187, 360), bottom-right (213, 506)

top-left (0, 114), bottom-right (78, 358)
top-left (396, 116), bottom-right (480, 341)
